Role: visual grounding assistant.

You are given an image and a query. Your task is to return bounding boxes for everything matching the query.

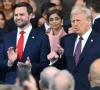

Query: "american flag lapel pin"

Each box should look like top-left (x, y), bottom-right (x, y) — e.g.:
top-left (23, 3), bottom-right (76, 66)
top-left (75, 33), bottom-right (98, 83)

top-left (32, 36), bottom-right (35, 39)
top-left (91, 39), bottom-right (93, 42)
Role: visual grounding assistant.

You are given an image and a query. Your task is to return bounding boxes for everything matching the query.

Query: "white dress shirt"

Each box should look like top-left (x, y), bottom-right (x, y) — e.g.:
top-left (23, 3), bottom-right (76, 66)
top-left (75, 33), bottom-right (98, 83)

top-left (44, 22), bottom-right (50, 31)
top-left (16, 25), bottom-right (32, 50)
top-left (73, 28), bottom-right (92, 55)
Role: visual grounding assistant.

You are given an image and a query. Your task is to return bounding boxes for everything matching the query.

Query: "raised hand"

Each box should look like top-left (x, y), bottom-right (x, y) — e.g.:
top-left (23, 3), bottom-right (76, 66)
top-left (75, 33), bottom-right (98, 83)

top-left (7, 47), bottom-right (17, 63)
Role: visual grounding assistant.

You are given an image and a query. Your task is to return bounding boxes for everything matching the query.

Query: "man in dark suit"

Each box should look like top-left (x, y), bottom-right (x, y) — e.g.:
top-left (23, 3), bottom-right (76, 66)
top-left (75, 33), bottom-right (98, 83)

top-left (0, 2), bottom-right (50, 84)
top-left (88, 58), bottom-right (100, 90)
top-left (86, 0), bottom-right (100, 34)
top-left (91, 0), bottom-right (100, 34)
top-left (47, 7), bottom-right (100, 90)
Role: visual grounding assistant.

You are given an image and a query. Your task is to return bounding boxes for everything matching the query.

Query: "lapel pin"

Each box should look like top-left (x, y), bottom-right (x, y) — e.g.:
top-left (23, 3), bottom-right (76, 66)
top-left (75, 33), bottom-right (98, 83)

top-left (32, 36), bottom-right (34, 39)
top-left (91, 39), bottom-right (93, 42)
top-left (32, 36), bottom-right (35, 39)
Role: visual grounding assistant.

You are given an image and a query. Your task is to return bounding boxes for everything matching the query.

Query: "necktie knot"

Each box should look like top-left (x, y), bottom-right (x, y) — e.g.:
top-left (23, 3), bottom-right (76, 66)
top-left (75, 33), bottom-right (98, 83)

top-left (79, 36), bottom-right (83, 41)
top-left (20, 31), bottom-right (25, 35)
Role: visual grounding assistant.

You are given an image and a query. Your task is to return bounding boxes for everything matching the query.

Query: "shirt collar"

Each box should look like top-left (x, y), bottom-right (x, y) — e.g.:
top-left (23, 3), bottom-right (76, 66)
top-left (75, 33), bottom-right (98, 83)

top-left (44, 22), bottom-right (50, 30)
top-left (77, 28), bottom-right (92, 41)
top-left (18, 25), bottom-right (32, 35)
top-left (92, 15), bottom-right (100, 24)
top-left (32, 15), bottom-right (35, 19)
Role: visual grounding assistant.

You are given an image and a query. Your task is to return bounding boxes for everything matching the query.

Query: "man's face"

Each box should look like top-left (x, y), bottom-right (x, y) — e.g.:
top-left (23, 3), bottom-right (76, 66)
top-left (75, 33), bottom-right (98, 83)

top-left (18, 0), bottom-right (29, 3)
top-left (71, 12), bottom-right (91, 36)
top-left (14, 7), bottom-right (32, 29)
top-left (50, 0), bottom-right (62, 10)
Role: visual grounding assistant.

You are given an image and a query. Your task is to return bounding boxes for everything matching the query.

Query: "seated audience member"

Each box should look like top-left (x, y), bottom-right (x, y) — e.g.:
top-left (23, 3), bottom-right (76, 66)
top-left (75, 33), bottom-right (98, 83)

top-left (88, 58), bottom-right (100, 90)
top-left (47, 9), bottom-right (67, 51)
top-left (0, 0), bottom-right (3, 11)
top-left (0, 11), bottom-right (8, 30)
top-left (39, 66), bottom-right (60, 90)
top-left (36, 2), bottom-right (56, 33)
top-left (37, 16), bottom-right (45, 27)
top-left (49, 70), bottom-right (75, 90)
top-left (49, 0), bottom-right (62, 10)
top-left (3, 0), bottom-right (16, 32)
top-left (3, 0), bottom-right (15, 20)
top-left (29, 0), bottom-right (38, 28)
top-left (88, 0), bottom-right (100, 34)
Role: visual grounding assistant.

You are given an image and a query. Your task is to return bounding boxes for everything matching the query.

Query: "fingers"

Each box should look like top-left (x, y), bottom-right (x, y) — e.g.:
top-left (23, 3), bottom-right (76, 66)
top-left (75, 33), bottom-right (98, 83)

top-left (23, 74), bottom-right (38, 90)
top-left (68, 27), bottom-right (75, 34)
top-left (28, 74), bottom-right (36, 83)
top-left (57, 44), bottom-right (62, 50)
top-left (57, 44), bottom-right (64, 53)
top-left (47, 51), bottom-right (59, 60)
top-left (25, 57), bottom-right (30, 65)
top-left (8, 47), bottom-right (14, 53)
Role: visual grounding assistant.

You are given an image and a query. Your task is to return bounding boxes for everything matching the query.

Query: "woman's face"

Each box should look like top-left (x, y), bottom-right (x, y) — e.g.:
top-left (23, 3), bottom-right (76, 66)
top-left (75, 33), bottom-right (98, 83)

top-left (0, 1), bottom-right (3, 11)
top-left (38, 17), bottom-right (45, 27)
top-left (0, 14), bottom-right (5, 28)
top-left (49, 13), bottom-right (63, 30)
top-left (3, 0), bottom-right (13, 10)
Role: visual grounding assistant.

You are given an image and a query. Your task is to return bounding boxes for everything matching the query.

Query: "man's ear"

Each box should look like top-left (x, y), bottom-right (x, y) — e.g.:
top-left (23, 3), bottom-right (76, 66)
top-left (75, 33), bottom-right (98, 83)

top-left (88, 73), bottom-right (91, 82)
top-left (42, 13), bottom-right (47, 19)
top-left (39, 80), bottom-right (43, 90)
top-left (29, 13), bottom-right (33, 20)
top-left (90, 7), bottom-right (94, 13)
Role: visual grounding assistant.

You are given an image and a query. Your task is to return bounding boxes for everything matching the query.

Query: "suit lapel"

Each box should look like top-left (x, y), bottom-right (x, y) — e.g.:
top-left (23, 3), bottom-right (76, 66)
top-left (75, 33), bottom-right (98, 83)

top-left (11, 30), bottom-right (17, 49)
top-left (67, 34), bottom-right (77, 69)
top-left (22, 29), bottom-right (36, 61)
top-left (77, 30), bottom-right (97, 66)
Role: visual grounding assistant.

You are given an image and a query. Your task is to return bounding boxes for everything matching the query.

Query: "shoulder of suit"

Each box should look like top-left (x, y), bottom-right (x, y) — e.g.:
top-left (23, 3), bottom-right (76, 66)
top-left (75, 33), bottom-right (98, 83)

top-left (31, 28), bottom-right (48, 37)
top-left (60, 33), bottom-right (75, 42)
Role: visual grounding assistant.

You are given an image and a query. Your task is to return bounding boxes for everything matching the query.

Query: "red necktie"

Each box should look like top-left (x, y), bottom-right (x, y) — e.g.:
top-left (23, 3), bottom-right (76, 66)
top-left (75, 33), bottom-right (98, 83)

top-left (17, 31), bottom-right (25, 61)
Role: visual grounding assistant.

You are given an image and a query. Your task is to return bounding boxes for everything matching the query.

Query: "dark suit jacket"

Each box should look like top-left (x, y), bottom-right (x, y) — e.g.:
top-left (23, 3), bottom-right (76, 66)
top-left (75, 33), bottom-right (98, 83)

top-left (92, 18), bottom-right (100, 34)
top-left (36, 24), bottom-right (46, 32)
top-left (30, 17), bottom-right (38, 28)
top-left (0, 28), bottom-right (8, 82)
top-left (90, 87), bottom-right (100, 90)
top-left (6, 18), bottom-right (17, 32)
top-left (54, 30), bottom-right (100, 90)
top-left (0, 28), bottom-right (50, 84)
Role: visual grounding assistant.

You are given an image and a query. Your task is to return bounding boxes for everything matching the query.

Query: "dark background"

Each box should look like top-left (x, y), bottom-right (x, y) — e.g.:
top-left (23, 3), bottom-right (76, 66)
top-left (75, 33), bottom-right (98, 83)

top-left (34, 0), bottom-right (76, 19)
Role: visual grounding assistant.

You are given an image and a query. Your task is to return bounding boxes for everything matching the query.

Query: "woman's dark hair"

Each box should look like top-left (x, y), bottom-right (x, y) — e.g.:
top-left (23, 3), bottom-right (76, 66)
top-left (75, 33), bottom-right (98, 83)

top-left (0, 11), bottom-right (6, 28)
top-left (47, 9), bottom-right (63, 22)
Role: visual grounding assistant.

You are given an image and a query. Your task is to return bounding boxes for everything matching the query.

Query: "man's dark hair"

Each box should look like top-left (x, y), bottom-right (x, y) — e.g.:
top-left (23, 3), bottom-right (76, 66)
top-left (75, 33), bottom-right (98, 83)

top-left (85, 0), bottom-right (92, 8)
top-left (13, 2), bottom-right (33, 14)
top-left (41, 2), bottom-right (56, 14)
top-left (91, 0), bottom-right (100, 13)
